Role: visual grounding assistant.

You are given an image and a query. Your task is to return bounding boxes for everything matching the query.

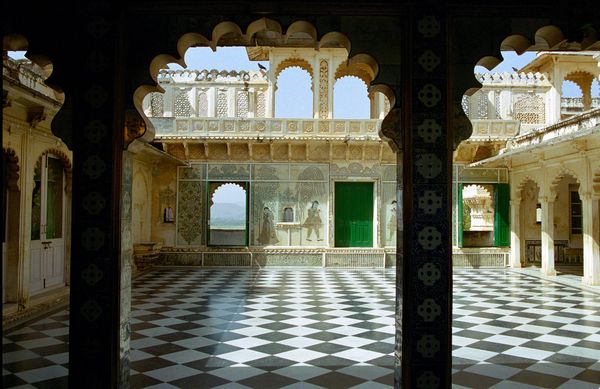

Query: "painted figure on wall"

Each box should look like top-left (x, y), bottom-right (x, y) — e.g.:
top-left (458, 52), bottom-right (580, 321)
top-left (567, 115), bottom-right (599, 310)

top-left (388, 200), bottom-right (397, 241)
top-left (257, 206), bottom-right (279, 245)
top-left (304, 200), bottom-right (323, 241)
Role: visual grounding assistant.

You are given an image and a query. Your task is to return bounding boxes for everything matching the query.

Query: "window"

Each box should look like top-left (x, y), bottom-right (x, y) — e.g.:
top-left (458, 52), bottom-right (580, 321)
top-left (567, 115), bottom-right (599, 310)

top-left (570, 190), bottom-right (582, 234)
top-left (208, 182), bottom-right (248, 246)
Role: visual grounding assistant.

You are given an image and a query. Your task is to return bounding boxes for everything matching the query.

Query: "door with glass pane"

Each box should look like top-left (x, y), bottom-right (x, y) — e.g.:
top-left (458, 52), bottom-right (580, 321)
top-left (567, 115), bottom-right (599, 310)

top-left (30, 154), bottom-right (65, 294)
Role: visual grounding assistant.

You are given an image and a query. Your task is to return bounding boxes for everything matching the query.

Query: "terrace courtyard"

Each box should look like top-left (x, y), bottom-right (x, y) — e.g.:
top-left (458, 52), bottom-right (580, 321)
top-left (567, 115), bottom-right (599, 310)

top-left (3, 268), bottom-right (600, 388)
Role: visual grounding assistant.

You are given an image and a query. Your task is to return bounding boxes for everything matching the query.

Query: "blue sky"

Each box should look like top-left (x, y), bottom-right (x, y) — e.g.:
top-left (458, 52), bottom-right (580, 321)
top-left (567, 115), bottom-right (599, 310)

top-left (171, 47), bottom-right (371, 119)
top-left (475, 51), bottom-right (600, 97)
top-left (8, 48), bottom-right (599, 108)
top-left (175, 48), bottom-right (598, 110)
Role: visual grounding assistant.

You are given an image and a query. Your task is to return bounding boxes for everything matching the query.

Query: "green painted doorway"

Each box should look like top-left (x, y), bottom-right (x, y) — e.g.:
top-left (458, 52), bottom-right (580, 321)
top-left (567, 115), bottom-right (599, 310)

top-left (335, 182), bottom-right (374, 247)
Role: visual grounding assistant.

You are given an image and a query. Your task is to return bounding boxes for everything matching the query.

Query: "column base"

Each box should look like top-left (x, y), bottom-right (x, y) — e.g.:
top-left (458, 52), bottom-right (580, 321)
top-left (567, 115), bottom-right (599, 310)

top-left (540, 268), bottom-right (556, 276)
top-left (582, 276), bottom-right (600, 286)
top-left (510, 262), bottom-right (522, 269)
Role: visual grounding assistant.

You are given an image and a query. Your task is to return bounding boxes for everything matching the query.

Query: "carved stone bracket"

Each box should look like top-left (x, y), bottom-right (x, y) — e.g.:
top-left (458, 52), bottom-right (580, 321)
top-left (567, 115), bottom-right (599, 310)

top-left (124, 110), bottom-right (147, 149)
top-left (380, 107), bottom-right (402, 151)
top-left (26, 107), bottom-right (46, 128)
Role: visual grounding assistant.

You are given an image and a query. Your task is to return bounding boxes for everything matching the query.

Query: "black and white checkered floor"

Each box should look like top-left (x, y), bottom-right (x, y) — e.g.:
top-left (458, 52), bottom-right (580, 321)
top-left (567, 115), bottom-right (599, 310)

top-left (3, 269), bottom-right (600, 388)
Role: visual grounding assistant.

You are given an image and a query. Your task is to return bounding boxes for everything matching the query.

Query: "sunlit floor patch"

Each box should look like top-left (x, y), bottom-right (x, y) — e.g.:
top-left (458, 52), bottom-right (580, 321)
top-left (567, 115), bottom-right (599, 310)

top-left (3, 268), bottom-right (600, 388)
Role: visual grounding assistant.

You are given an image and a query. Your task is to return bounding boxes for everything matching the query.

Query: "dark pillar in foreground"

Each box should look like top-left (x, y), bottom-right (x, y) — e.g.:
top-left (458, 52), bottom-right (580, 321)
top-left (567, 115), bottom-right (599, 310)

top-left (69, 2), bottom-right (125, 387)
top-left (396, 10), bottom-right (452, 388)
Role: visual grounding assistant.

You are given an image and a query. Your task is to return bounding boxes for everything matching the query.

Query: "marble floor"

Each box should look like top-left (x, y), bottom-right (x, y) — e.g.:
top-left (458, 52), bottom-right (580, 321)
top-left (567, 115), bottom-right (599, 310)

top-left (3, 268), bottom-right (600, 388)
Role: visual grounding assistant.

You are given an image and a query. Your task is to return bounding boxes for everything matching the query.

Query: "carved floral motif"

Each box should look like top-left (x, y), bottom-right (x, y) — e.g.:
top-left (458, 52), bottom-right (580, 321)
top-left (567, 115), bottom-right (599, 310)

top-left (177, 181), bottom-right (203, 245)
top-left (319, 60), bottom-right (329, 119)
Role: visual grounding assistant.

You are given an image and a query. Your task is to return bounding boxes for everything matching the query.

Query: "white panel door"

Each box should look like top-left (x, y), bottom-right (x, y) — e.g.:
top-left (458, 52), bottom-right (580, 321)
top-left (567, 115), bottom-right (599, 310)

top-left (30, 242), bottom-right (44, 294)
top-left (45, 239), bottom-right (64, 288)
top-left (29, 154), bottom-right (66, 295)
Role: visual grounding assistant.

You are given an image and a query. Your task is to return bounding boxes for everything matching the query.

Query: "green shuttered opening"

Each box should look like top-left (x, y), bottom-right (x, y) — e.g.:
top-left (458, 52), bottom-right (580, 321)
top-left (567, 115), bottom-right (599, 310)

top-left (335, 182), bottom-right (373, 247)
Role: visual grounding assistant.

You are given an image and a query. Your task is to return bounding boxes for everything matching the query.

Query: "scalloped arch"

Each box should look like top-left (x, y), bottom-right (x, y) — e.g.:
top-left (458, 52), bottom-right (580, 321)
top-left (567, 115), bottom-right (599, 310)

top-left (457, 22), bottom-right (600, 148)
top-left (247, 17), bottom-right (283, 41)
top-left (534, 25), bottom-right (565, 49)
top-left (37, 148), bottom-right (73, 172)
top-left (516, 176), bottom-right (541, 193)
top-left (285, 21), bottom-right (317, 43)
top-left (274, 57), bottom-right (315, 81)
top-left (463, 184), bottom-right (492, 198)
top-left (211, 21), bottom-right (244, 50)
top-left (2, 147), bottom-right (21, 191)
top-left (500, 35), bottom-right (532, 55)
top-left (176, 33), bottom-right (210, 59)
top-left (550, 167), bottom-right (581, 187)
top-left (475, 55), bottom-right (502, 71)
top-left (3, 33), bottom-right (55, 81)
top-left (369, 84), bottom-right (396, 109)
top-left (318, 32), bottom-right (351, 52)
top-left (135, 18), bottom-right (397, 144)
top-left (564, 70), bottom-right (597, 94)
top-left (333, 53), bottom-right (379, 86)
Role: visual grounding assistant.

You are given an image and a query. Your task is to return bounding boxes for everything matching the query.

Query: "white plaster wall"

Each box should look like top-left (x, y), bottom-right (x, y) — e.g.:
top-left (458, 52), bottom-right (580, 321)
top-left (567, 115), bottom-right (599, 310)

top-left (151, 164), bottom-right (178, 247)
top-left (132, 160), bottom-right (153, 243)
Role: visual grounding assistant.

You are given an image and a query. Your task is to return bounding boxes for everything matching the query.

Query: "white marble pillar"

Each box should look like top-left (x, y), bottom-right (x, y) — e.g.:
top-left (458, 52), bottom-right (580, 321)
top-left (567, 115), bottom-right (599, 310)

top-left (540, 196), bottom-right (556, 276)
top-left (510, 199), bottom-right (522, 268)
top-left (582, 194), bottom-right (600, 285)
top-left (18, 133), bottom-right (34, 309)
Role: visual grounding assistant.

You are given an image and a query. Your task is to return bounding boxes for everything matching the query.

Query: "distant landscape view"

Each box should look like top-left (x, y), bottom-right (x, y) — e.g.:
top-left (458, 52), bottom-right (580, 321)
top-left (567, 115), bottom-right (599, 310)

top-left (210, 202), bottom-right (246, 229)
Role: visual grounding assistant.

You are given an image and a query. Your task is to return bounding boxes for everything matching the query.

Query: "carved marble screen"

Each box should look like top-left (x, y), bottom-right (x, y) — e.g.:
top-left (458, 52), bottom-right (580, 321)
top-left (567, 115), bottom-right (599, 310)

top-left (176, 163), bottom-right (330, 247)
top-left (176, 180), bottom-right (205, 246)
top-left (381, 182), bottom-right (397, 248)
top-left (251, 164), bottom-right (329, 247)
top-left (380, 164), bottom-right (397, 248)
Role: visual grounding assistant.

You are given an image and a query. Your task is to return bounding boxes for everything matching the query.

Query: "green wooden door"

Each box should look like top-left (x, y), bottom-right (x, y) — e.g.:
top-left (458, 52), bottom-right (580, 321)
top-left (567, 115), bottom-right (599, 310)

top-left (457, 183), bottom-right (464, 247)
top-left (494, 183), bottom-right (510, 247)
top-left (335, 182), bottom-right (373, 247)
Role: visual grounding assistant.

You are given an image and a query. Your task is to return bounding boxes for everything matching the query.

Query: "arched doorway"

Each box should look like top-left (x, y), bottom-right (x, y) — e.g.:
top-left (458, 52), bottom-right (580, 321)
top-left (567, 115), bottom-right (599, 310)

top-left (3, 4), bottom-right (599, 388)
top-left (29, 150), bottom-right (71, 294)
top-left (208, 182), bottom-right (248, 246)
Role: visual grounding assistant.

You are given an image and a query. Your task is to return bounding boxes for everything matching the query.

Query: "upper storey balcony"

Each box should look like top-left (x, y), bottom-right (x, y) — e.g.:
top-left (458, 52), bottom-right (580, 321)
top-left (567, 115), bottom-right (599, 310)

top-left (150, 116), bottom-right (382, 141)
top-left (3, 56), bottom-right (64, 105)
top-left (142, 47), bottom-right (391, 143)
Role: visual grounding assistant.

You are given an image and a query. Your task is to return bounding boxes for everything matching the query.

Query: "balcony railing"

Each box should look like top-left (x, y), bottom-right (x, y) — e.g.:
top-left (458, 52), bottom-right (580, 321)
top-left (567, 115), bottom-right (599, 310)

top-left (152, 117), bottom-right (383, 140)
top-left (506, 107), bottom-right (600, 150)
top-left (3, 57), bottom-right (62, 103)
top-left (561, 97), bottom-right (600, 109)
top-left (468, 119), bottom-right (520, 140)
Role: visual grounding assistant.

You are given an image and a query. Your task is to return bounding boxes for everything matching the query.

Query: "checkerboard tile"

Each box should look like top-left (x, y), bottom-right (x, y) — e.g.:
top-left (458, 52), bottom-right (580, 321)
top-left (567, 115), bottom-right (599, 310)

top-left (452, 269), bottom-right (600, 388)
top-left (126, 269), bottom-right (396, 388)
top-left (4, 268), bottom-right (600, 388)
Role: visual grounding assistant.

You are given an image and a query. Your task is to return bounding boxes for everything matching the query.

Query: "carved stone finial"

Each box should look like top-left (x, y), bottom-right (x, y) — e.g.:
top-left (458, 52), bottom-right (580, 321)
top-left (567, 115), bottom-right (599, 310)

top-left (124, 110), bottom-right (147, 149)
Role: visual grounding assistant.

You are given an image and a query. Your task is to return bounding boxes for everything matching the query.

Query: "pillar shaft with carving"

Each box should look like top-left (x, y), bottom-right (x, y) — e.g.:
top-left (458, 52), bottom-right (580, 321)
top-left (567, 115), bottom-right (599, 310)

top-left (582, 193), bottom-right (600, 285)
top-left (540, 196), bottom-right (556, 276)
top-left (510, 199), bottom-right (522, 268)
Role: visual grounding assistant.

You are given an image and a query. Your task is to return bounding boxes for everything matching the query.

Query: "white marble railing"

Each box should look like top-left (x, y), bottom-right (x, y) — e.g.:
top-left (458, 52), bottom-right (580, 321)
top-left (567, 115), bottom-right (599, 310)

top-left (152, 117), bottom-right (382, 139)
top-left (475, 72), bottom-right (549, 86)
top-left (469, 119), bottom-right (520, 139)
top-left (3, 57), bottom-right (60, 101)
top-left (157, 69), bottom-right (268, 84)
top-left (506, 107), bottom-right (600, 150)
top-left (561, 97), bottom-right (600, 109)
